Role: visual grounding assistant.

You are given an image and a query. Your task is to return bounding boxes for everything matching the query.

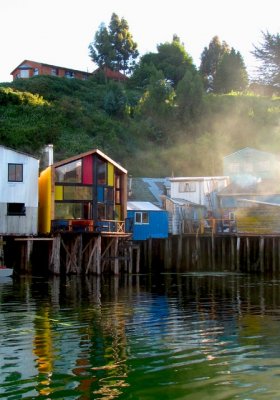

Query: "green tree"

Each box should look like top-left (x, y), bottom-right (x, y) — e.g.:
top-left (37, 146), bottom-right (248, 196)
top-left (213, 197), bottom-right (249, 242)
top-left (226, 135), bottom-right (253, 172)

top-left (88, 13), bottom-right (139, 75)
top-left (137, 70), bottom-right (175, 117)
top-left (109, 13), bottom-right (139, 73)
top-left (88, 23), bottom-right (115, 70)
top-left (139, 35), bottom-right (195, 88)
top-left (176, 69), bottom-right (204, 122)
top-left (199, 36), bottom-right (230, 91)
top-left (252, 30), bottom-right (280, 87)
top-left (213, 49), bottom-right (248, 93)
top-left (103, 81), bottom-right (128, 116)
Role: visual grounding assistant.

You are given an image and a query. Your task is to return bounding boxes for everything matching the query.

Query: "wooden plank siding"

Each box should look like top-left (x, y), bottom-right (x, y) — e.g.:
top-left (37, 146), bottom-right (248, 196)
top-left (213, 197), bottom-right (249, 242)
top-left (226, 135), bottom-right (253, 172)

top-left (235, 204), bottom-right (280, 234)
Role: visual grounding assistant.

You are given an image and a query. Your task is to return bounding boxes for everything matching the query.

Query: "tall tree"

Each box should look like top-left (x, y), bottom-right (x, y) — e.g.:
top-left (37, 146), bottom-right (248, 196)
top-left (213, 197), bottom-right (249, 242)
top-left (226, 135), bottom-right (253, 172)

top-left (213, 49), bottom-right (248, 93)
top-left (88, 23), bottom-right (116, 70)
top-left (176, 69), bottom-right (204, 122)
top-left (252, 30), bottom-right (280, 87)
top-left (88, 13), bottom-right (139, 75)
top-left (109, 13), bottom-right (139, 73)
top-left (199, 36), bottom-right (230, 91)
top-left (135, 35), bottom-right (195, 88)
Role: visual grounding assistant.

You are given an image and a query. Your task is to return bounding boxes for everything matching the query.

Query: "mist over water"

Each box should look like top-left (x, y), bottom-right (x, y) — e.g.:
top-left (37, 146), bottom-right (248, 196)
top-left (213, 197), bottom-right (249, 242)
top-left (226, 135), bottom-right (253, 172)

top-left (1, 271), bottom-right (280, 399)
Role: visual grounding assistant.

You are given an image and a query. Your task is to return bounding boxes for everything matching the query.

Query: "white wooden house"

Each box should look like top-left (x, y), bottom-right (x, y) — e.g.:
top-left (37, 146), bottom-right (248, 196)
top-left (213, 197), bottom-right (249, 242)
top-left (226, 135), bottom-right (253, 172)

top-left (161, 176), bottom-right (229, 234)
top-left (169, 176), bottom-right (229, 215)
top-left (0, 146), bottom-right (39, 235)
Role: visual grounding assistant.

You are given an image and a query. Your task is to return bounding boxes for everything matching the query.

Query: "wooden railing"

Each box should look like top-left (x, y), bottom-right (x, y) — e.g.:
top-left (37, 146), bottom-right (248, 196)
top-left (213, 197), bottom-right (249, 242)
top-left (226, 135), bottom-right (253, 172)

top-left (182, 218), bottom-right (237, 235)
top-left (51, 219), bottom-right (126, 234)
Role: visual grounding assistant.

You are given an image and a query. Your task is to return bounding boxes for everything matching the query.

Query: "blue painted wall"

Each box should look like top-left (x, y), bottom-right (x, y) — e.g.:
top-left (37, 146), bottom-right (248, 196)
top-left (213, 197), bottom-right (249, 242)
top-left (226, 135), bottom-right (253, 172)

top-left (127, 210), bottom-right (169, 241)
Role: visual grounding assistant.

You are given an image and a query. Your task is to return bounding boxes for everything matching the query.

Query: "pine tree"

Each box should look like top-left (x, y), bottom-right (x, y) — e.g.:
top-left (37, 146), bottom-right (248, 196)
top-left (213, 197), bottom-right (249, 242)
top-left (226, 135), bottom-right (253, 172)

top-left (88, 13), bottom-right (139, 75)
top-left (213, 49), bottom-right (248, 93)
top-left (252, 30), bottom-right (280, 87)
top-left (199, 36), bottom-right (230, 91)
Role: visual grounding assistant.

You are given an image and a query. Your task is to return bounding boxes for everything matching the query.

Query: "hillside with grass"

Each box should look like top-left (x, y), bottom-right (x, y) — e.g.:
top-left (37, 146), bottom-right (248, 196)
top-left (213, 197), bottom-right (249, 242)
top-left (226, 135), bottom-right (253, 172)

top-left (1, 75), bottom-right (280, 177)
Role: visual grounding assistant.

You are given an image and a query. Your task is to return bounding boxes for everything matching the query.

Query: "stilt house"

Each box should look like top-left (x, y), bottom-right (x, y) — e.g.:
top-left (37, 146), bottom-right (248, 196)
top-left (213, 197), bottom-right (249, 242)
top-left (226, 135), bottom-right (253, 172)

top-left (0, 145), bottom-right (39, 235)
top-left (38, 149), bottom-right (128, 234)
top-left (127, 201), bottom-right (169, 240)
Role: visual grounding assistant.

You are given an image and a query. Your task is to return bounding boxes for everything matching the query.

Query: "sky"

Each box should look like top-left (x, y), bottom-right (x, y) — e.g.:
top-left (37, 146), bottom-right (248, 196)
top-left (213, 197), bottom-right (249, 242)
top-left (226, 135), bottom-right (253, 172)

top-left (1, 0), bottom-right (279, 83)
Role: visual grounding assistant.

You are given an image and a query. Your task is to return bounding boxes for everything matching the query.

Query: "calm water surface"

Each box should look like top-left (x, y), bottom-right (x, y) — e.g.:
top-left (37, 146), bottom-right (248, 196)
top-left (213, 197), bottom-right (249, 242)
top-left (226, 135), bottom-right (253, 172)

top-left (1, 271), bottom-right (280, 399)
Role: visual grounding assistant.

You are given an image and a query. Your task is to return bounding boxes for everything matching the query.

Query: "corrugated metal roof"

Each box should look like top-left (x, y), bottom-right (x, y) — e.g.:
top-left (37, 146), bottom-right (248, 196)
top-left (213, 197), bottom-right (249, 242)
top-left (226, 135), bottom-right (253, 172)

top-left (127, 201), bottom-right (164, 211)
top-left (169, 176), bottom-right (228, 182)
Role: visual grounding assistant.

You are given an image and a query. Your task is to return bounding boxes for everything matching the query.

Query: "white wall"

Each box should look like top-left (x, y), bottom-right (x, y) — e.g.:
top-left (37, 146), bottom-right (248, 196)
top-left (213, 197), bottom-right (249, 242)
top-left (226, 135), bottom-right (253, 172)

top-left (0, 146), bottom-right (39, 235)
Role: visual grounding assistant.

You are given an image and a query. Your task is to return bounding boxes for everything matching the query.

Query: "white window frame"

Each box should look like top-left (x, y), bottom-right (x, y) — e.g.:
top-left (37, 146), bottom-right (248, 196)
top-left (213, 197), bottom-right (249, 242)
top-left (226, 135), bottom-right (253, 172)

top-left (135, 211), bottom-right (149, 224)
top-left (179, 182), bottom-right (196, 192)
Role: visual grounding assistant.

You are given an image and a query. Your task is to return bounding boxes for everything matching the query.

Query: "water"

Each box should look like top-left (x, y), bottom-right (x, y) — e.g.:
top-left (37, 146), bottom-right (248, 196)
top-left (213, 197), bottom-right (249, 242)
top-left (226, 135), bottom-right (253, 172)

top-left (1, 271), bottom-right (280, 399)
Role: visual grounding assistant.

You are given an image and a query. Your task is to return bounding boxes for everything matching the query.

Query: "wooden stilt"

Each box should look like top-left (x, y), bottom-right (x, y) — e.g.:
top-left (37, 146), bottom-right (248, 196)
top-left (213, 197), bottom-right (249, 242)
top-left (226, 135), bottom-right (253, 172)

top-left (272, 238), bottom-right (276, 274)
top-left (260, 237), bottom-right (264, 273)
top-left (49, 236), bottom-right (61, 274)
top-left (113, 238), bottom-right (119, 275)
top-left (230, 237), bottom-right (235, 271)
top-left (211, 235), bottom-right (215, 270)
top-left (236, 237), bottom-right (240, 272)
top-left (147, 238), bottom-right (152, 270)
top-left (176, 234), bottom-right (182, 270)
top-left (246, 237), bottom-right (250, 272)
top-left (96, 235), bottom-right (101, 275)
top-left (222, 238), bottom-right (226, 270)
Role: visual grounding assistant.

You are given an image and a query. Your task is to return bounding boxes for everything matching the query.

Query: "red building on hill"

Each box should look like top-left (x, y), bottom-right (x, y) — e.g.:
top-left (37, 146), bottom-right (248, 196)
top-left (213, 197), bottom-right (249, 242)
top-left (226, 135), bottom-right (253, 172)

top-left (10, 60), bottom-right (128, 82)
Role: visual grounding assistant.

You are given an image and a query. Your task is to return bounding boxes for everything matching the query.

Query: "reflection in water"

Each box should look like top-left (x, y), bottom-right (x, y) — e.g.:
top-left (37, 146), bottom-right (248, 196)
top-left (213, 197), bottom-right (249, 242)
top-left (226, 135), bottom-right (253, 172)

top-left (1, 272), bottom-right (280, 398)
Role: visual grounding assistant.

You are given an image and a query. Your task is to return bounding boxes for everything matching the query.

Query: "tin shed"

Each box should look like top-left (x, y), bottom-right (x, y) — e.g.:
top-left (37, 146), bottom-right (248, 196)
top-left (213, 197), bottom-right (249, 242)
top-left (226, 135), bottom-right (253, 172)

top-left (127, 201), bottom-right (169, 241)
top-left (0, 145), bottom-right (39, 235)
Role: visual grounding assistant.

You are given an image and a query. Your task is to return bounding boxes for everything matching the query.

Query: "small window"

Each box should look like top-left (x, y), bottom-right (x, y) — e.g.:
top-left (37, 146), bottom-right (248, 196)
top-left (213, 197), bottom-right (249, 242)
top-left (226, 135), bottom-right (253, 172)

top-left (135, 212), bottom-right (149, 224)
top-left (179, 182), bottom-right (196, 192)
top-left (33, 68), bottom-right (39, 76)
top-left (7, 203), bottom-right (26, 216)
top-left (229, 162), bottom-right (240, 173)
top-left (8, 164), bottom-right (23, 182)
top-left (51, 68), bottom-right (58, 76)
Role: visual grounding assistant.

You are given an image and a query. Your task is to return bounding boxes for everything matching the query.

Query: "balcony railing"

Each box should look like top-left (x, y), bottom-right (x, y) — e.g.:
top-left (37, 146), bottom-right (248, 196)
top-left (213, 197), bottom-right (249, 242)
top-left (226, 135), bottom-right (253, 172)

top-left (182, 218), bottom-right (237, 235)
top-left (51, 219), bottom-right (127, 234)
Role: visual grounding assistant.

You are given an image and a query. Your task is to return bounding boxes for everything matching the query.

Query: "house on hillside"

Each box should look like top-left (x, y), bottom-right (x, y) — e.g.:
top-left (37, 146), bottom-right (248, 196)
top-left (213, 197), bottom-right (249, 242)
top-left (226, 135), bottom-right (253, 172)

top-left (38, 149), bottom-right (128, 234)
top-left (11, 60), bottom-right (91, 81)
top-left (223, 147), bottom-right (280, 184)
top-left (92, 67), bottom-right (128, 82)
top-left (127, 201), bottom-right (168, 241)
top-left (0, 145), bottom-right (39, 235)
top-left (11, 60), bottom-right (128, 82)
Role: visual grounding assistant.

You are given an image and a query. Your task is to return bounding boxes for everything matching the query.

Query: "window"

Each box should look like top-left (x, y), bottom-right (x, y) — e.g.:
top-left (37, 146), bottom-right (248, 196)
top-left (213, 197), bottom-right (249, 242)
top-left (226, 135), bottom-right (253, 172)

top-left (229, 162), bottom-right (240, 173)
top-left (55, 203), bottom-right (83, 219)
top-left (8, 164), bottom-right (23, 182)
top-left (65, 70), bottom-right (75, 78)
top-left (135, 212), bottom-right (149, 224)
top-left (179, 182), bottom-right (196, 192)
top-left (51, 68), bottom-right (58, 76)
top-left (55, 160), bottom-right (82, 183)
top-left (33, 68), bottom-right (39, 76)
top-left (115, 174), bottom-right (121, 204)
top-left (258, 160), bottom-right (270, 171)
top-left (63, 186), bottom-right (92, 200)
top-left (96, 158), bottom-right (106, 185)
top-left (7, 203), bottom-right (26, 216)
top-left (20, 69), bottom-right (29, 78)
top-left (244, 162), bottom-right (253, 172)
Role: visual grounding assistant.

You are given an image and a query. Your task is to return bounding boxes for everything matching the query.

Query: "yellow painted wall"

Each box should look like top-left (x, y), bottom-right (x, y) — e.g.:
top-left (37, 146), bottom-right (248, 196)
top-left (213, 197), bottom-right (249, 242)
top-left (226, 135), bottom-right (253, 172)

top-left (107, 163), bottom-right (114, 186)
top-left (38, 167), bottom-right (52, 233)
top-left (55, 185), bottom-right (63, 200)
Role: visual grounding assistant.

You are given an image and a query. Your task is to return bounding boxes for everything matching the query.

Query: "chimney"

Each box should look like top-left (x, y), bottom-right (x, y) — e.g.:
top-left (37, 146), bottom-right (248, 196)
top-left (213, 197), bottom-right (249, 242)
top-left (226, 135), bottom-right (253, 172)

top-left (40, 144), bottom-right (54, 170)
